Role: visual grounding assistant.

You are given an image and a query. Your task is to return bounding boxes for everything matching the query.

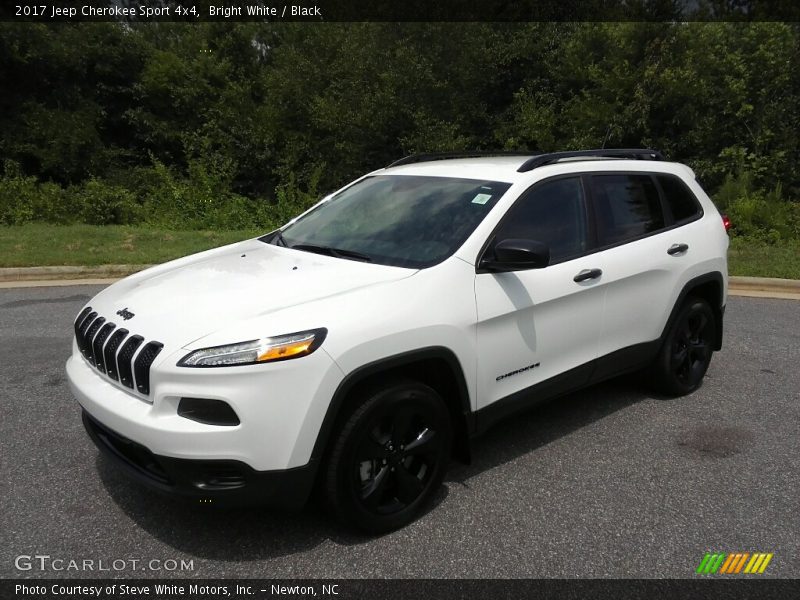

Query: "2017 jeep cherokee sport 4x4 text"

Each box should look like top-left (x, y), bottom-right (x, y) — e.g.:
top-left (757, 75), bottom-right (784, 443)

top-left (67, 149), bottom-right (728, 532)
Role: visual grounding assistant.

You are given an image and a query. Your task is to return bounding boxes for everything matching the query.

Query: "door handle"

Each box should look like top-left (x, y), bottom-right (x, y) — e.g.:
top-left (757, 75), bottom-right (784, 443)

top-left (573, 268), bottom-right (603, 282)
top-left (667, 243), bottom-right (689, 255)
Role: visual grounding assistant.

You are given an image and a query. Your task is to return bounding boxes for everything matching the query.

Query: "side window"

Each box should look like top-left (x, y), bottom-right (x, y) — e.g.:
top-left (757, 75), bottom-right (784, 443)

top-left (591, 174), bottom-right (665, 246)
top-left (657, 174), bottom-right (703, 223)
top-left (493, 177), bottom-right (587, 263)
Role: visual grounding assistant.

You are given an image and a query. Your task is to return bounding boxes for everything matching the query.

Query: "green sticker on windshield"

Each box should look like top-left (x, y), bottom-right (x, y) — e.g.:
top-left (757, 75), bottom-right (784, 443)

top-left (471, 193), bottom-right (492, 205)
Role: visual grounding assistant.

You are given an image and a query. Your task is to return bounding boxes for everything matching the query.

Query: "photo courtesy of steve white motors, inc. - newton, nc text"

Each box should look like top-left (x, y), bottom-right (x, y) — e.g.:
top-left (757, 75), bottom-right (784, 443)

top-left (15, 582), bottom-right (340, 598)
top-left (2, 0), bottom-right (800, 599)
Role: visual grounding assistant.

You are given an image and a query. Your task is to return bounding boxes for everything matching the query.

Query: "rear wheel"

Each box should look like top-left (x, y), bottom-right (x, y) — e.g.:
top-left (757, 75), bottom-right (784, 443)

top-left (651, 297), bottom-right (716, 396)
top-left (323, 380), bottom-right (452, 533)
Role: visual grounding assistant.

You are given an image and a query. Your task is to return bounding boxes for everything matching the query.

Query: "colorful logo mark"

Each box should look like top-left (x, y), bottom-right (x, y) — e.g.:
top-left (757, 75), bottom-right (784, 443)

top-left (696, 552), bottom-right (773, 575)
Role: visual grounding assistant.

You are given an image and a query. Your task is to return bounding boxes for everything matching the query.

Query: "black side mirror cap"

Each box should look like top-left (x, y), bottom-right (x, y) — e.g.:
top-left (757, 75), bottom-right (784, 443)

top-left (480, 238), bottom-right (550, 272)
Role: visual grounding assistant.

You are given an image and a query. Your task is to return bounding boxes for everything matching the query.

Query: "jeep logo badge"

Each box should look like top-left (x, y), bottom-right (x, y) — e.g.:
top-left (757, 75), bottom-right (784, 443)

top-left (116, 308), bottom-right (135, 321)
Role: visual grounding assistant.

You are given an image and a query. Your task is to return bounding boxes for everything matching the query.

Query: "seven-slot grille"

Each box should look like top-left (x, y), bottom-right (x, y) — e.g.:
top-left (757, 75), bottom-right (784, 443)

top-left (74, 306), bottom-right (164, 396)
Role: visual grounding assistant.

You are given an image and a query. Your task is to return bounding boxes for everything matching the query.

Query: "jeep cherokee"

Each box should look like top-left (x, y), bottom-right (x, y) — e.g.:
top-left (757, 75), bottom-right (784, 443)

top-left (67, 149), bottom-right (729, 532)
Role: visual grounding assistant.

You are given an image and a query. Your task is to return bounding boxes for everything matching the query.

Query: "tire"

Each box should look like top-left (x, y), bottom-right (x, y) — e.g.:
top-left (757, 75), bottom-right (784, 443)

top-left (322, 380), bottom-right (452, 533)
top-left (651, 296), bottom-right (716, 396)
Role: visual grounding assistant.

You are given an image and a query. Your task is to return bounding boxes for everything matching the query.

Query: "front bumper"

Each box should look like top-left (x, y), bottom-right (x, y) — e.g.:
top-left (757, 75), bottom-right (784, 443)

top-left (82, 410), bottom-right (316, 508)
top-left (67, 341), bottom-right (344, 471)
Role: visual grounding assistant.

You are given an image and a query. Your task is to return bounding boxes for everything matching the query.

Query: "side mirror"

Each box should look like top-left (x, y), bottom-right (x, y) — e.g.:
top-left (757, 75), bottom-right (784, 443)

top-left (480, 238), bottom-right (550, 272)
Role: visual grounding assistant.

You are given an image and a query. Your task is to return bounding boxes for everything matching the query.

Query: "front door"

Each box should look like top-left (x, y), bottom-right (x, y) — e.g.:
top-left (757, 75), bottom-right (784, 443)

top-left (474, 176), bottom-right (605, 411)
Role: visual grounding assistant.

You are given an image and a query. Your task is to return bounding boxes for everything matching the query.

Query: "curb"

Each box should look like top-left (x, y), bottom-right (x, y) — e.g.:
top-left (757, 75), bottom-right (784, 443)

top-left (0, 266), bottom-right (798, 298)
top-left (728, 276), bottom-right (800, 300)
top-left (0, 264), bottom-right (152, 282)
top-left (728, 276), bottom-right (800, 291)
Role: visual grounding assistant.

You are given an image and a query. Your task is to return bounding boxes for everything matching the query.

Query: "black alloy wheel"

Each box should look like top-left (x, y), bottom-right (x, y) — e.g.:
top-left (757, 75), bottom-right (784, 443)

top-left (672, 309), bottom-right (712, 386)
top-left (652, 297), bottom-right (716, 396)
top-left (323, 380), bottom-right (452, 533)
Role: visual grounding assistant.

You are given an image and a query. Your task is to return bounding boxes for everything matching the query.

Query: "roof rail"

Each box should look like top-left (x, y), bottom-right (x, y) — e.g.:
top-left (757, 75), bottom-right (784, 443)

top-left (387, 151), bottom-right (535, 169)
top-left (517, 148), bottom-right (664, 172)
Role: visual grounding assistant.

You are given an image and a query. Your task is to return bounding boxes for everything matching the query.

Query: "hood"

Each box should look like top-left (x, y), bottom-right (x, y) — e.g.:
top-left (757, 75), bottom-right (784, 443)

top-left (87, 239), bottom-right (416, 349)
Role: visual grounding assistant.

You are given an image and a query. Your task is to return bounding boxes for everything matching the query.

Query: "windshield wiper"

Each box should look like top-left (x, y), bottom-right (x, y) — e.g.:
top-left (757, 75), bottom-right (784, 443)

top-left (261, 230), bottom-right (289, 247)
top-left (274, 231), bottom-right (289, 247)
top-left (290, 243), bottom-right (373, 263)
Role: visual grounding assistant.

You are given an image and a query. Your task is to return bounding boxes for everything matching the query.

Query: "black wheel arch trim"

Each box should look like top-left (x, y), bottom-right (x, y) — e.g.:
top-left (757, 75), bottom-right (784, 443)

top-left (660, 271), bottom-right (725, 351)
top-left (309, 347), bottom-right (473, 468)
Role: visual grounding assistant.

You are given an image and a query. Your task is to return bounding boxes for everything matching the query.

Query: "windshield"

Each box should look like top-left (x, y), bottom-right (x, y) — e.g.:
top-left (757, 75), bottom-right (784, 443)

top-left (266, 175), bottom-right (511, 268)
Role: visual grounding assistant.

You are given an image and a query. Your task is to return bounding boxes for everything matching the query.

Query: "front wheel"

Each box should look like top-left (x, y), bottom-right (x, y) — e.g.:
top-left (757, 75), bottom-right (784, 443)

top-left (322, 380), bottom-right (452, 533)
top-left (650, 296), bottom-right (716, 396)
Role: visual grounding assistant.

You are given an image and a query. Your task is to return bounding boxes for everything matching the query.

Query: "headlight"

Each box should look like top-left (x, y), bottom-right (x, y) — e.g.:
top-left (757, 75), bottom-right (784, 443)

top-left (178, 328), bottom-right (327, 367)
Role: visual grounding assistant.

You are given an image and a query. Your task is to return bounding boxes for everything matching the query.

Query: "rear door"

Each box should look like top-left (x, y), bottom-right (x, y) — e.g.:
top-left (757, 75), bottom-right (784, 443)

top-left (587, 172), bottom-right (697, 359)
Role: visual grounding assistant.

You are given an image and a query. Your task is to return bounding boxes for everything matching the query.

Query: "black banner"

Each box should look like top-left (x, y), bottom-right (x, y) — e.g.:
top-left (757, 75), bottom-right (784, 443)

top-left (4, 579), bottom-right (800, 600)
top-left (3, 0), bottom-right (800, 22)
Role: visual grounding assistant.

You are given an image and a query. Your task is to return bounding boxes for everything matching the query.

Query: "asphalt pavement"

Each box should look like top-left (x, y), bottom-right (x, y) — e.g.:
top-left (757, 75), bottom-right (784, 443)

top-left (1, 286), bottom-right (798, 579)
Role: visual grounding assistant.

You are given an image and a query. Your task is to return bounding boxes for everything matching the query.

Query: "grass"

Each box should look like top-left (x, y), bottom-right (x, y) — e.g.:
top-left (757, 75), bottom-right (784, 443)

top-left (727, 237), bottom-right (800, 279)
top-left (0, 224), bottom-right (262, 267)
top-left (1, 224), bottom-right (799, 280)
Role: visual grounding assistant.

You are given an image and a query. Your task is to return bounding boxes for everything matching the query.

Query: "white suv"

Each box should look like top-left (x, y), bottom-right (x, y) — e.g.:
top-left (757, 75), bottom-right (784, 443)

top-left (67, 149), bottom-right (728, 532)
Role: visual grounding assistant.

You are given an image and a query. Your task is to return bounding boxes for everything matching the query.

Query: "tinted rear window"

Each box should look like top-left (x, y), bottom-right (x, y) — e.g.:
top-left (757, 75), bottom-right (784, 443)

top-left (591, 174), bottom-right (665, 246)
top-left (657, 174), bottom-right (702, 223)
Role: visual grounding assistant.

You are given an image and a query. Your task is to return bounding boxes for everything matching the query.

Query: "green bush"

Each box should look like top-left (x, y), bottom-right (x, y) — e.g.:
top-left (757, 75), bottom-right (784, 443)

top-left (272, 164), bottom-right (325, 226)
top-left (141, 158), bottom-right (280, 231)
top-left (0, 167), bottom-right (40, 224)
top-left (0, 159), bottom-right (284, 230)
top-left (714, 171), bottom-right (800, 243)
top-left (70, 178), bottom-right (143, 225)
top-left (0, 161), bottom-right (71, 225)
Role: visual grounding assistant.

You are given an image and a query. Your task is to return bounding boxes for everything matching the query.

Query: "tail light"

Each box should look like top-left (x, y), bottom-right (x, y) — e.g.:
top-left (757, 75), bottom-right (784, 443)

top-left (721, 214), bottom-right (731, 232)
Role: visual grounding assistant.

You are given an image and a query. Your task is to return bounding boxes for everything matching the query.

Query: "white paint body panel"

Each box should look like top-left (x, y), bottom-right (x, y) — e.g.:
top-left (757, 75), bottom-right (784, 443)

top-left (474, 257), bottom-right (605, 409)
